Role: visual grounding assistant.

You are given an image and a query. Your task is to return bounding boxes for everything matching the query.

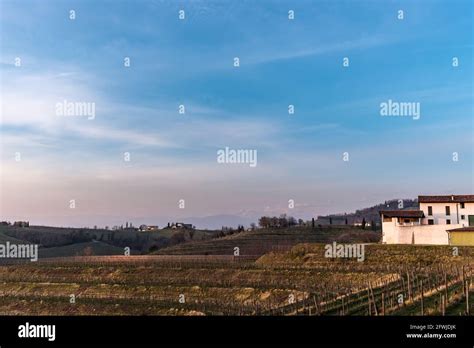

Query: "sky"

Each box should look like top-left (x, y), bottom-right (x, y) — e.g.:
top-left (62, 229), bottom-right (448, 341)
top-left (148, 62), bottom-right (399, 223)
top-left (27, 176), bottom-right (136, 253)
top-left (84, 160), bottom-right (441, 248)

top-left (0, 0), bottom-right (473, 228)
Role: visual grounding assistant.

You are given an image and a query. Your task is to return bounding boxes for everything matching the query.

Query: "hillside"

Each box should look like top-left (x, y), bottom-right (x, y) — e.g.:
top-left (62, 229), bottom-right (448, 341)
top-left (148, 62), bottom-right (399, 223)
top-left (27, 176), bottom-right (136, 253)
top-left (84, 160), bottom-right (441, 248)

top-left (0, 198), bottom-right (420, 257)
top-left (317, 198), bottom-right (418, 224)
top-left (0, 225), bottom-right (215, 253)
top-left (0, 231), bottom-right (28, 244)
top-left (155, 226), bottom-right (381, 256)
top-left (38, 241), bottom-right (133, 258)
top-left (257, 244), bottom-right (474, 268)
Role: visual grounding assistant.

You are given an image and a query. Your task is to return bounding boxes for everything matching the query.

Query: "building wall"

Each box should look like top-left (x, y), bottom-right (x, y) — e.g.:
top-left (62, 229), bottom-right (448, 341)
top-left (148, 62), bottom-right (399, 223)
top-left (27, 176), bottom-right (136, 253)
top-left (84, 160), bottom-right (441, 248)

top-left (419, 202), bottom-right (474, 226)
top-left (457, 202), bottom-right (474, 226)
top-left (382, 219), bottom-right (399, 244)
top-left (449, 232), bottom-right (474, 246)
top-left (382, 217), bottom-right (454, 245)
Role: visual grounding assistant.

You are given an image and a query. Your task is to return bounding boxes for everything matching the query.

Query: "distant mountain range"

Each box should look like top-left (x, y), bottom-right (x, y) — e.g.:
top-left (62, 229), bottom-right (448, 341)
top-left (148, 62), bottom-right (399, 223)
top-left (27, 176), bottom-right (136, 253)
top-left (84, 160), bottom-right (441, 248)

top-left (185, 199), bottom-right (419, 228)
top-left (5, 199), bottom-right (419, 230)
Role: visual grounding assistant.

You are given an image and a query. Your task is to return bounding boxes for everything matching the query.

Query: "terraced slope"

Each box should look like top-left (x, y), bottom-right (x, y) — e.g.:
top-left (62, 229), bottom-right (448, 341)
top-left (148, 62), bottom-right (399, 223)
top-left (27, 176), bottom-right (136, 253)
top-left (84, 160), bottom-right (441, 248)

top-left (155, 226), bottom-right (380, 256)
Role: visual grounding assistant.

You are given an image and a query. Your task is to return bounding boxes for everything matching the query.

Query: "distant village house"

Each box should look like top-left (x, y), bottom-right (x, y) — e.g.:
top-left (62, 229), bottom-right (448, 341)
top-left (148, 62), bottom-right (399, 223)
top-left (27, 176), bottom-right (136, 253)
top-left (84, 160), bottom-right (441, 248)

top-left (166, 222), bottom-right (194, 229)
top-left (139, 225), bottom-right (159, 231)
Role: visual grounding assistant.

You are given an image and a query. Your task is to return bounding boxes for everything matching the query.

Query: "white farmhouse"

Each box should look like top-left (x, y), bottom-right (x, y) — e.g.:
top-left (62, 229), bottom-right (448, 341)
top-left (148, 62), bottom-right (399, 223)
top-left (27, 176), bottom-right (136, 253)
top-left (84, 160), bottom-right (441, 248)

top-left (380, 195), bottom-right (474, 245)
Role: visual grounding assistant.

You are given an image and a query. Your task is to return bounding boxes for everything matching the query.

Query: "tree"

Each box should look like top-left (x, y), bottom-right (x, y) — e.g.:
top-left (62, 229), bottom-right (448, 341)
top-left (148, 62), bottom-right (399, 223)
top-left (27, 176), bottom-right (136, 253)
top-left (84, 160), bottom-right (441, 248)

top-left (279, 214), bottom-right (288, 228)
top-left (271, 216), bottom-right (279, 228)
top-left (288, 216), bottom-right (297, 227)
top-left (258, 216), bottom-right (270, 228)
top-left (361, 218), bottom-right (366, 230)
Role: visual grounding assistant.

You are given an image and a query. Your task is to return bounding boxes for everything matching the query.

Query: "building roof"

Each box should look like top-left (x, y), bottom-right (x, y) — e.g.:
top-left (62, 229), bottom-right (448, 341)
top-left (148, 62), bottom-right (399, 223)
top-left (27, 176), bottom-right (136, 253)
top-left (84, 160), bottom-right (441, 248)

top-left (379, 210), bottom-right (425, 218)
top-left (418, 195), bottom-right (474, 203)
top-left (447, 227), bottom-right (474, 233)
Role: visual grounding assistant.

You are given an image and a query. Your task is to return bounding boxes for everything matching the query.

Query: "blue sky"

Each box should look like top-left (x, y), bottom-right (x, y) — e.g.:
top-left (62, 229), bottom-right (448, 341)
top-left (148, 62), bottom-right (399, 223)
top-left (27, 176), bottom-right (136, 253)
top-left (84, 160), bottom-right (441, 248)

top-left (0, 0), bottom-right (473, 228)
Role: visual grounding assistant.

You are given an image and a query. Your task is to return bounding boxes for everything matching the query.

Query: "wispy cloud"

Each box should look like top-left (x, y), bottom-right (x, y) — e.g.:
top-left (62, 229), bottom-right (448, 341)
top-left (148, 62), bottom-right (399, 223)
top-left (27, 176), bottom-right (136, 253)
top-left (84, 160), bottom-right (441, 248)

top-left (248, 35), bottom-right (390, 65)
top-left (1, 0), bottom-right (472, 227)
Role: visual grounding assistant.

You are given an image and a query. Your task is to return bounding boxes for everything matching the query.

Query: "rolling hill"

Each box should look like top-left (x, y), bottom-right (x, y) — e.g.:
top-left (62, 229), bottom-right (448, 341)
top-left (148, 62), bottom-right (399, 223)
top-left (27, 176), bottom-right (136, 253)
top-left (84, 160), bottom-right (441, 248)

top-left (38, 241), bottom-right (132, 258)
top-left (155, 226), bottom-right (380, 256)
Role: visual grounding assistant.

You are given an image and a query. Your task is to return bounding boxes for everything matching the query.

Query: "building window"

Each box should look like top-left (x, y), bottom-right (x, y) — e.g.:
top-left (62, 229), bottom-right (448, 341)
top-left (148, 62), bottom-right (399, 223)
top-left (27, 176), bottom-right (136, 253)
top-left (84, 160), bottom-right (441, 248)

top-left (461, 215), bottom-right (465, 220)
top-left (428, 206), bottom-right (433, 215)
top-left (446, 219), bottom-right (451, 225)
top-left (460, 202), bottom-right (465, 209)
top-left (445, 206), bottom-right (450, 215)
top-left (428, 219), bottom-right (434, 225)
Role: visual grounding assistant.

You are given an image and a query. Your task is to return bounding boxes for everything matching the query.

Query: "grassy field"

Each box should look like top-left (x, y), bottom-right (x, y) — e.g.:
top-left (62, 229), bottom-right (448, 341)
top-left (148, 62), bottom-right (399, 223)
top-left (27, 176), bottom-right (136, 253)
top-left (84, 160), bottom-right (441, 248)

top-left (0, 244), bottom-right (471, 316)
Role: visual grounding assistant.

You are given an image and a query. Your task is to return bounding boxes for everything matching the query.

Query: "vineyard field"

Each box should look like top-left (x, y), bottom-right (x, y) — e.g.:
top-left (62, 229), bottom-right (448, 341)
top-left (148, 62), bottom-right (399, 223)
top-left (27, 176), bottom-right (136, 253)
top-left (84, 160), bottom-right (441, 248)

top-left (0, 245), bottom-right (472, 316)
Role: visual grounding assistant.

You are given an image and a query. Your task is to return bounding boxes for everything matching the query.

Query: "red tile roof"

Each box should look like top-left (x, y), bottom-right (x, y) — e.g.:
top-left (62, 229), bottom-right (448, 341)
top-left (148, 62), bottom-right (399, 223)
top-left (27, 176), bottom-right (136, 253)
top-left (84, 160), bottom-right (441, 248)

top-left (418, 195), bottom-right (474, 203)
top-left (379, 210), bottom-right (424, 218)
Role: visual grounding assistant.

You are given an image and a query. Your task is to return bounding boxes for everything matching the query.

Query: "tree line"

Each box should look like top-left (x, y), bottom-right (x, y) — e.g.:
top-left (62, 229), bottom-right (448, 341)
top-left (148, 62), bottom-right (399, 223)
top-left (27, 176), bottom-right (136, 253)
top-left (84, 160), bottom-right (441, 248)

top-left (258, 214), bottom-right (304, 229)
